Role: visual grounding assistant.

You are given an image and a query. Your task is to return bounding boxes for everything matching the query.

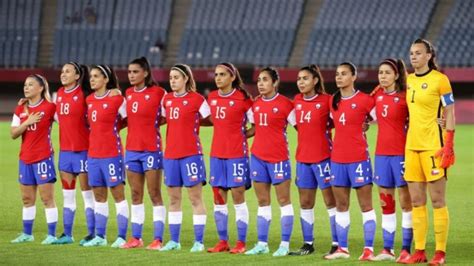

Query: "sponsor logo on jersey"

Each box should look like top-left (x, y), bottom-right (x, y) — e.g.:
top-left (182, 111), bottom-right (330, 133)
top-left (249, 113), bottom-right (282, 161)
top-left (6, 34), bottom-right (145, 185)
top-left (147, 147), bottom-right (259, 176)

top-left (211, 100), bottom-right (217, 106)
top-left (421, 83), bottom-right (428, 89)
top-left (315, 103), bottom-right (321, 109)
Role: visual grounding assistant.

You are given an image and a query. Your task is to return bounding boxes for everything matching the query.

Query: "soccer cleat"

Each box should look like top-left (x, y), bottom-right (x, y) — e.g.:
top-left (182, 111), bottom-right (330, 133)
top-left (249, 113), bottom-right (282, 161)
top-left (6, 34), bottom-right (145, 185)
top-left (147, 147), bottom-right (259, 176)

top-left (121, 237), bottom-right (143, 249)
top-left (372, 248), bottom-right (395, 261)
top-left (83, 236), bottom-right (107, 247)
top-left (53, 233), bottom-right (74, 244)
top-left (159, 240), bottom-right (181, 251)
top-left (396, 249), bottom-right (411, 263)
top-left (41, 235), bottom-right (58, 245)
top-left (229, 240), bottom-right (246, 254)
top-left (146, 239), bottom-right (163, 250)
top-left (11, 233), bottom-right (34, 244)
top-left (404, 249), bottom-right (428, 264)
top-left (289, 243), bottom-right (315, 256)
top-left (245, 243), bottom-right (269, 255)
top-left (324, 247), bottom-right (350, 260)
top-left (428, 250), bottom-right (446, 266)
top-left (207, 240), bottom-right (230, 253)
top-left (323, 244), bottom-right (339, 257)
top-left (111, 237), bottom-right (127, 248)
top-left (359, 248), bottom-right (375, 261)
top-left (190, 242), bottom-right (205, 252)
top-left (79, 234), bottom-right (95, 246)
top-left (272, 246), bottom-right (289, 257)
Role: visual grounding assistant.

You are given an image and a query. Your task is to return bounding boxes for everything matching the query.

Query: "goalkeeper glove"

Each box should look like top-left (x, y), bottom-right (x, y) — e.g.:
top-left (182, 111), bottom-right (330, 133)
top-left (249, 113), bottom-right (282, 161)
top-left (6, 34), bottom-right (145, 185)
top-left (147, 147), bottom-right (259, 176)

top-left (435, 129), bottom-right (455, 168)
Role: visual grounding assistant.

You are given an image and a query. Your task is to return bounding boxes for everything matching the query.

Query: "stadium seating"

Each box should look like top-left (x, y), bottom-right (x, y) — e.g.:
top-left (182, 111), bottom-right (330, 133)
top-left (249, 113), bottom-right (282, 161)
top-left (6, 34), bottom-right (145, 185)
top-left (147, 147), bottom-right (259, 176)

top-left (0, 0), bottom-right (41, 68)
top-left (303, 0), bottom-right (437, 68)
top-left (178, 0), bottom-right (304, 67)
top-left (53, 0), bottom-right (171, 67)
top-left (436, 0), bottom-right (473, 67)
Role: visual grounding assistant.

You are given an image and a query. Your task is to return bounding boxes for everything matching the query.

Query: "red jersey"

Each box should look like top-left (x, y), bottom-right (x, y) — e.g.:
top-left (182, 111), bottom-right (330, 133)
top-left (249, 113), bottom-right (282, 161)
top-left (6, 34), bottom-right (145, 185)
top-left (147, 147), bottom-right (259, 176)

top-left (208, 89), bottom-right (253, 158)
top-left (86, 91), bottom-right (127, 158)
top-left (125, 85), bottom-right (166, 152)
top-left (12, 99), bottom-right (56, 163)
top-left (373, 88), bottom-right (408, 155)
top-left (294, 93), bottom-right (332, 163)
top-left (56, 85), bottom-right (89, 151)
top-left (251, 93), bottom-right (296, 163)
top-left (330, 90), bottom-right (375, 163)
top-left (161, 91), bottom-right (211, 159)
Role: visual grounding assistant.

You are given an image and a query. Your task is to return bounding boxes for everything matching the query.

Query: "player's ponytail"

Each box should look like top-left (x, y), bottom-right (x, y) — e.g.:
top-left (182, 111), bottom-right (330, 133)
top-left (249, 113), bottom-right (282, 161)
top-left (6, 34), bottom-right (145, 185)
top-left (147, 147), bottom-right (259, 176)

top-left (412, 38), bottom-right (439, 70)
top-left (79, 64), bottom-right (93, 96)
top-left (300, 64), bottom-right (326, 94)
top-left (129, 57), bottom-right (157, 87)
top-left (218, 62), bottom-right (251, 99)
top-left (332, 90), bottom-right (341, 111)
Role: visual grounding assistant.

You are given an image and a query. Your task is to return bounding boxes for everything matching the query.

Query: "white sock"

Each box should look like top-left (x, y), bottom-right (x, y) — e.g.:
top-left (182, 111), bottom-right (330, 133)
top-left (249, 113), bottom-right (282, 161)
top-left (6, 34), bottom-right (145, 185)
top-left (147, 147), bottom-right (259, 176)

top-left (63, 189), bottom-right (76, 211)
top-left (131, 204), bottom-right (145, 225)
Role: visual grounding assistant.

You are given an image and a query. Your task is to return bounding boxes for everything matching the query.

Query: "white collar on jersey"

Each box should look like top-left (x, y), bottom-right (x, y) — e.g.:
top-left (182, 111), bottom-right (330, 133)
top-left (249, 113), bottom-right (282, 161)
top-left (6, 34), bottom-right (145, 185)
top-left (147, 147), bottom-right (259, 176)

top-left (261, 92), bottom-right (279, 101)
top-left (383, 89), bottom-right (397, 95)
top-left (134, 86), bottom-right (147, 93)
top-left (64, 84), bottom-right (80, 93)
top-left (303, 93), bottom-right (319, 101)
top-left (173, 91), bottom-right (188, 97)
top-left (94, 89), bottom-right (111, 99)
top-left (218, 88), bottom-right (236, 97)
top-left (28, 98), bottom-right (44, 108)
top-left (341, 89), bottom-right (359, 100)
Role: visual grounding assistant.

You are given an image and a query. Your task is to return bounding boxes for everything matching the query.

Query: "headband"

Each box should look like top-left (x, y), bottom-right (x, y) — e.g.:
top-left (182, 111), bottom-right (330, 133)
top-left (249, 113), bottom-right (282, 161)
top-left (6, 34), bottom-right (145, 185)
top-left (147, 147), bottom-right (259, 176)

top-left (96, 65), bottom-right (109, 79)
top-left (68, 62), bottom-right (81, 74)
top-left (33, 74), bottom-right (45, 86)
top-left (172, 65), bottom-right (188, 77)
top-left (380, 59), bottom-right (398, 75)
top-left (218, 64), bottom-right (235, 76)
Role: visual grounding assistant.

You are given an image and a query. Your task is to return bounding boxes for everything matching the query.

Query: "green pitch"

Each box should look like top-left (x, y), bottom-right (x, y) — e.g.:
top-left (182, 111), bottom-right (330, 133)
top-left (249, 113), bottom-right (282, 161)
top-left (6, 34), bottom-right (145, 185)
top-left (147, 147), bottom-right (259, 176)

top-left (0, 123), bottom-right (472, 265)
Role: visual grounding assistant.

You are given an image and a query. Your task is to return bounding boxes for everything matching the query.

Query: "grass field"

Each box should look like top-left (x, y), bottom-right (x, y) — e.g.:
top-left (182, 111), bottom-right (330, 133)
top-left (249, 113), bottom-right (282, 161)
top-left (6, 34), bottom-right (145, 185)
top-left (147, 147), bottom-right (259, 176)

top-left (0, 122), bottom-right (473, 265)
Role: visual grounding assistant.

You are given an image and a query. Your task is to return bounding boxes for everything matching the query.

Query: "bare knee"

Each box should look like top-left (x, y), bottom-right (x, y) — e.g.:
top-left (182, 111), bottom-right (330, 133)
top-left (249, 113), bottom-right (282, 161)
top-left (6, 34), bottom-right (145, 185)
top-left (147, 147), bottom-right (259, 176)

top-left (131, 188), bottom-right (143, 204)
top-left (148, 189), bottom-right (163, 206)
top-left (299, 197), bottom-right (314, 209)
top-left (22, 194), bottom-right (36, 207)
top-left (40, 193), bottom-right (55, 208)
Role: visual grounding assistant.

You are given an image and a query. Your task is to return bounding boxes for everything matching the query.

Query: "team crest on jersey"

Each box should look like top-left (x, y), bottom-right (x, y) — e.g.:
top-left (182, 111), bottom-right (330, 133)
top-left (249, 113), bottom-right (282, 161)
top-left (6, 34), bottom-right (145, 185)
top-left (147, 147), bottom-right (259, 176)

top-left (315, 103), bottom-right (321, 109)
top-left (88, 104), bottom-right (92, 108)
top-left (272, 107), bottom-right (278, 113)
top-left (145, 95), bottom-right (150, 100)
top-left (394, 97), bottom-right (400, 103)
top-left (296, 104), bottom-right (302, 110)
top-left (421, 83), bottom-right (428, 89)
top-left (255, 106), bottom-right (260, 112)
top-left (73, 96), bottom-right (78, 101)
top-left (166, 100), bottom-right (172, 106)
top-left (211, 100), bottom-right (217, 106)
top-left (57, 96), bottom-right (62, 102)
top-left (351, 103), bottom-right (357, 109)
top-left (102, 103), bottom-right (108, 109)
top-left (229, 100), bottom-right (234, 106)
top-left (127, 95), bottom-right (132, 100)
top-left (377, 96), bottom-right (383, 101)
top-left (431, 169), bottom-right (440, 175)
top-left (183, 100), bottom-right (188, 106)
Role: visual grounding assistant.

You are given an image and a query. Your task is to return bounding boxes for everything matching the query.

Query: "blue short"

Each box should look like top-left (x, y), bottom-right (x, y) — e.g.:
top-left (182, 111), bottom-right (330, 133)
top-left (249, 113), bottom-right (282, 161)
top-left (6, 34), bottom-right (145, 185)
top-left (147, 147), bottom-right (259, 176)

top-left (210, 157), bottom-right (250, 189)
top-left (296, 159), bottom-right (332, 190)
top-left (88, 156), bottom-right (125, 187)
top-left (250, 155), bottom-right (291, 185)
top-left (374, 155), bottom-right (407, 188)
top-left (19, 156), bottom-right (56, 185)
top-left (330, 160), bottom-right (373, 188)
top-left (58, 150), bottom-right (88, 174)
top-left (125, 150), bottom-right (163, 174)
top-left (163, 155), bottom-right (206, 187)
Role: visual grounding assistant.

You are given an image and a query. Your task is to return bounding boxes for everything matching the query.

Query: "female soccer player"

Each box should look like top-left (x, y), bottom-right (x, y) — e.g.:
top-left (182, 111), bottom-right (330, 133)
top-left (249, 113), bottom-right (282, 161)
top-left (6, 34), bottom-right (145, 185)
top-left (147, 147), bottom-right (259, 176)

top-left (206, 63), bottom-right (253, 254)
top-left (82, 65), bottom-right (129, 248)
top-left (159, 64), bottom-right (210, 253)
top-left (403, 39), bottom-right (455, 265)
top-left (324, 62), bottom-right (376, 261)
top-left (10, 74), bottom-right (58, 244)
top-left (121, 57), bottom-right (167, 250)
top-left (289, 64), bottom-right (338, 256)
top-left (245, 67), bottom-right (295, 257)
top-left (53, 62), bottom-right (96, 245)
top-left (370, 59), bottom-right (413, 262)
